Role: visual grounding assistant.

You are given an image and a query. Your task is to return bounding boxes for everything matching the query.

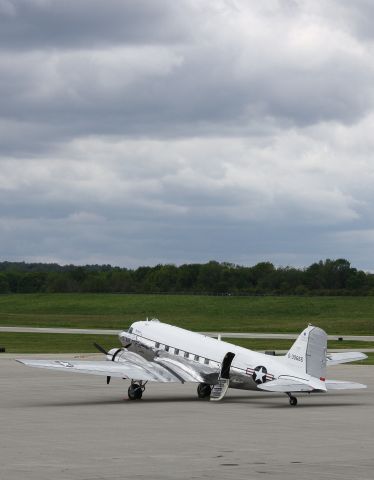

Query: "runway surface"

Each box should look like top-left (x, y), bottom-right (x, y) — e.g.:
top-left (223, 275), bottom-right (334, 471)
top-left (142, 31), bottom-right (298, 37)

top-left (1, 356), bottom-right (373, 480)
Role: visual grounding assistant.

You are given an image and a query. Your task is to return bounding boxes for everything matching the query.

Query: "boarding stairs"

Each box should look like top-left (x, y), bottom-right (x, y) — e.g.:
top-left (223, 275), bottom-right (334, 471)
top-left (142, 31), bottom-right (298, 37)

top-left (210, 378), bottom-right (230, 401)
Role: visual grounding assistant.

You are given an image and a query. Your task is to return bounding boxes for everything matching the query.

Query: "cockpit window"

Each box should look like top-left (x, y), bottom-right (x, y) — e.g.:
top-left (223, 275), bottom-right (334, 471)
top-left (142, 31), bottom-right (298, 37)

top-left (128, 327), bottom-right (133, 334)
top-left (184, 352), bottom-right (189, 359)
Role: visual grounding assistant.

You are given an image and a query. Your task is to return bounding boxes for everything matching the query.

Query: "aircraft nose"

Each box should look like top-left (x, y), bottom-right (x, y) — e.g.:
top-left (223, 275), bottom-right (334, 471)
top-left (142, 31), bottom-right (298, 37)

top-left (120, 333), bottom-right (132, 345)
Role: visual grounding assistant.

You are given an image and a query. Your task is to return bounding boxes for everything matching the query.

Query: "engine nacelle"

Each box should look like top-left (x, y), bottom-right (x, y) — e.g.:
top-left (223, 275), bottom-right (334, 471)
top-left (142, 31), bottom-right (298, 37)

top-left (107, 348), bottom-right (122, 361)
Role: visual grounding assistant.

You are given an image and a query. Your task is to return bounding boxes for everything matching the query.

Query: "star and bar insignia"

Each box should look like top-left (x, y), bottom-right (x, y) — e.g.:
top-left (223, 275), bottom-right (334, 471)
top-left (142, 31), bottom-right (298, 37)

top-left (246, 365), bottom-right (274, 384)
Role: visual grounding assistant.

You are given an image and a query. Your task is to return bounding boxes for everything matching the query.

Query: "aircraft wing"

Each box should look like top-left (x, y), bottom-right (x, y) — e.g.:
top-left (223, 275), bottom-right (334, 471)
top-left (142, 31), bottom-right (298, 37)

top-left (326, 352), bottom-right (367, 365)
top-left (16, 358), bottom-right (181, 382)
top-left (17, 351), bottom-right (220, 384)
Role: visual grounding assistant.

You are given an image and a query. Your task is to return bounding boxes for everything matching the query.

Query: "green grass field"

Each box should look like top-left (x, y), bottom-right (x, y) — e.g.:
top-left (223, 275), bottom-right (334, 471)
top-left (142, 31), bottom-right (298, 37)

top-left (0, 332), bottom-right (117, 354)
top-left (1, 333), bottom-right (371, 353)
top-left (1, 294), bottom-right (372, 363)
top-left (0, 293), bottom-right (374, 334)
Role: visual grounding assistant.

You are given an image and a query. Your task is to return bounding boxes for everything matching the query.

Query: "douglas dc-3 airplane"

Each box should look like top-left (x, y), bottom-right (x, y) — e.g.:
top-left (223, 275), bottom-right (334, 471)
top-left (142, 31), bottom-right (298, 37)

top-left (18, 319), bottom-right (367, 406)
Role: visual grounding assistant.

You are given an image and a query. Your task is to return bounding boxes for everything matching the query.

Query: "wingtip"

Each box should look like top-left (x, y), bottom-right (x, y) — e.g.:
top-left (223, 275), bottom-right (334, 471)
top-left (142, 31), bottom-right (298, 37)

top-left (15, 359), bottom-right (27, 365)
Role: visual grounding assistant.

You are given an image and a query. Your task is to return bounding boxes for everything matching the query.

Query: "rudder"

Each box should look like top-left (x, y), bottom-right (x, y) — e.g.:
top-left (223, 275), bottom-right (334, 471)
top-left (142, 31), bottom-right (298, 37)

top-left (285, 325), bottom-right (327, 379)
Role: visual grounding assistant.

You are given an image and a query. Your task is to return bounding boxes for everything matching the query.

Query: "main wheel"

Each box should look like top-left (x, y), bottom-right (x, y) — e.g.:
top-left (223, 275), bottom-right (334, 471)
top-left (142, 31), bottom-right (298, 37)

top-left (128, 383), bottom-right (143, 400)
top-left (289, 395), bottom-right (297, 407)
top-left (197, 383), bottom-right (212, 399)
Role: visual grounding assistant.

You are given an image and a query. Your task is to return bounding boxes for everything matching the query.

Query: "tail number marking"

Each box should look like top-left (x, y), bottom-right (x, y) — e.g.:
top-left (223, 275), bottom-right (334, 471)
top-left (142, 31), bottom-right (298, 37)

top-left (288, 354), bottom-right (304, 363)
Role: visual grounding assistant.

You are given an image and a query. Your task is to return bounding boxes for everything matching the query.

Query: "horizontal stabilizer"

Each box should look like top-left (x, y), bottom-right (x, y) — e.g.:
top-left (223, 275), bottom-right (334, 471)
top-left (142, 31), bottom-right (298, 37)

top-left (326, 352), bottom-right (367, 366)
top-left (257, 378), bottom-right (314, 393)
top-left (325, 380), bottom-right (367, 390)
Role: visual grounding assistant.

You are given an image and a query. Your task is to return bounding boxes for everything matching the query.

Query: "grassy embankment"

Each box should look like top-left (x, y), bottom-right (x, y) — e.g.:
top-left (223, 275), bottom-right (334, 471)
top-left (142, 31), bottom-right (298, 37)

top-left (1, 293), bottom-right (374, 332)
top-left (0, 294), bottom-right (373, 362)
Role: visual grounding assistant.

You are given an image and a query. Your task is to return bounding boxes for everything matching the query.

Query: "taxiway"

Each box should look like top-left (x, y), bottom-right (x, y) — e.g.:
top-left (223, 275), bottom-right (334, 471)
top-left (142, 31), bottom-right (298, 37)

top-left (1, 355), bottom-right (373, 480)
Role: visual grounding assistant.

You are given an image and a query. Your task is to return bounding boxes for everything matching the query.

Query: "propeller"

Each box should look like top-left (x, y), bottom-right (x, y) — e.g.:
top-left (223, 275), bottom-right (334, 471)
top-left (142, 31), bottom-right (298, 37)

top-left (93, 342), bottom-right (108, 356)
top-left (94, 342), bottom-right (112, 384)
top-left (93, 342), bottom-right (132, 385)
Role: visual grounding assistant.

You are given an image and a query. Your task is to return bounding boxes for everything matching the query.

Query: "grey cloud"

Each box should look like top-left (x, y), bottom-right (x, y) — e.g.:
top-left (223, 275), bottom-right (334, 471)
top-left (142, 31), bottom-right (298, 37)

top-left (0, 0), bottom-right (373, 160)
top-left (1, 130), bottom-right (373, 226)
top-left (1, 207), bottom-right (369, 269)
top-left (2, 1), bottom-right (374, 268)
top-left (0, 0), bottom-right (191, 50)
top-left (319, 1), bottom-right (374, 42)
top-left (1, 42), bottom-right (372, 157)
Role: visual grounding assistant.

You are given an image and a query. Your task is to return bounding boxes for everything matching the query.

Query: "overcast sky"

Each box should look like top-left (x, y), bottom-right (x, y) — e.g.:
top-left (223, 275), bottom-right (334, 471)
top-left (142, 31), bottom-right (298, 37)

top-left (1, 0), bottom-right (374, 269)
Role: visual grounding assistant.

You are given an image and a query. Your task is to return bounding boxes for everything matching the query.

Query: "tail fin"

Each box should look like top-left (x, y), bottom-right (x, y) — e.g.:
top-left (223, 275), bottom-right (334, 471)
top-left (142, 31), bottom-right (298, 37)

top-left (285, 325), bottom-right (327, 380)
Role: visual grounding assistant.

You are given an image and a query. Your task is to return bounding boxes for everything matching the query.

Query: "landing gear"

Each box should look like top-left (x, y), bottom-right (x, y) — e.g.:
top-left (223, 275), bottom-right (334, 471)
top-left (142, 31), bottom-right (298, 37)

top-left (287, 393), bottom-right (298, 406)
top-left (128, 381), bottom-right (146, 400)
top-left (197, 383), bottom-right (212, 399)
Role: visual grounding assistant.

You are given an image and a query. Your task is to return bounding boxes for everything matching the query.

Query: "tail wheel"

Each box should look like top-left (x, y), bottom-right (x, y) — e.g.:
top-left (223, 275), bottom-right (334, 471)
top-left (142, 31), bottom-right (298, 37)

top-left (289, 395), bottom-right (298, 407)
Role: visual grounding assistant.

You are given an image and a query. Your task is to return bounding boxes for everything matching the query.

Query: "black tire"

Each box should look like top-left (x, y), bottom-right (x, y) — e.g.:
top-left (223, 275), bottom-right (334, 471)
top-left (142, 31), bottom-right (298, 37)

top-left (197, 383), bottom-right (212, 399)
top-left (289, 396), bottom-right (297, 407)
top-left (128, 384), bottom-right (143, 400)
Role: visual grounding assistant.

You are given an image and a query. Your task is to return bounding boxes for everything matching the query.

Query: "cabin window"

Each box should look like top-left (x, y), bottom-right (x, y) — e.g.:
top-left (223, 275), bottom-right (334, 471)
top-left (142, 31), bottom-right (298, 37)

top-left (165, 345), bottom-right (169, 352)
top-left (194, 355), bottom-right (199, 361)
top-left (174, 348), bottom-right (179, 355)
top-left (204, 358), bottom-right (209, 365)
top-left (184, 352), bottom-right (189, 359)
top-left (155, 342), bottom-right (160, 348)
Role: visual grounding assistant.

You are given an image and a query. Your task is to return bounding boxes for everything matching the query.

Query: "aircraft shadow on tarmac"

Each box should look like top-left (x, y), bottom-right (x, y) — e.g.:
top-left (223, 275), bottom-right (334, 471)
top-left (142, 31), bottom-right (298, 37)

top-left (225, 392), bottom-right (369, 408)
top-left (14, 392), bottom-right (368, 409)
top-left (14, 395), bottom-right (206, 408)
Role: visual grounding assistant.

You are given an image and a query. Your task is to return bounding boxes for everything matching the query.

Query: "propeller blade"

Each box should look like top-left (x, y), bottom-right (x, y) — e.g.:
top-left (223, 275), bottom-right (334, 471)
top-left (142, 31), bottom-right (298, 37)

top-left (111, 348), bottom-right (122, 362)
top-left (93, 342), bottom-right (108, 356)
top-left (106, 348), bottom-right (123, 386)
top-left (93, 343), bottom-right (119, 386)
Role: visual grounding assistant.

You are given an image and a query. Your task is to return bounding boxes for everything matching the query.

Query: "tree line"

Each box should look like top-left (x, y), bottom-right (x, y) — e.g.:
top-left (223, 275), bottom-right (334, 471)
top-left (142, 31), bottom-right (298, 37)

top-left (0, 259), bottom-right (373, 295)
